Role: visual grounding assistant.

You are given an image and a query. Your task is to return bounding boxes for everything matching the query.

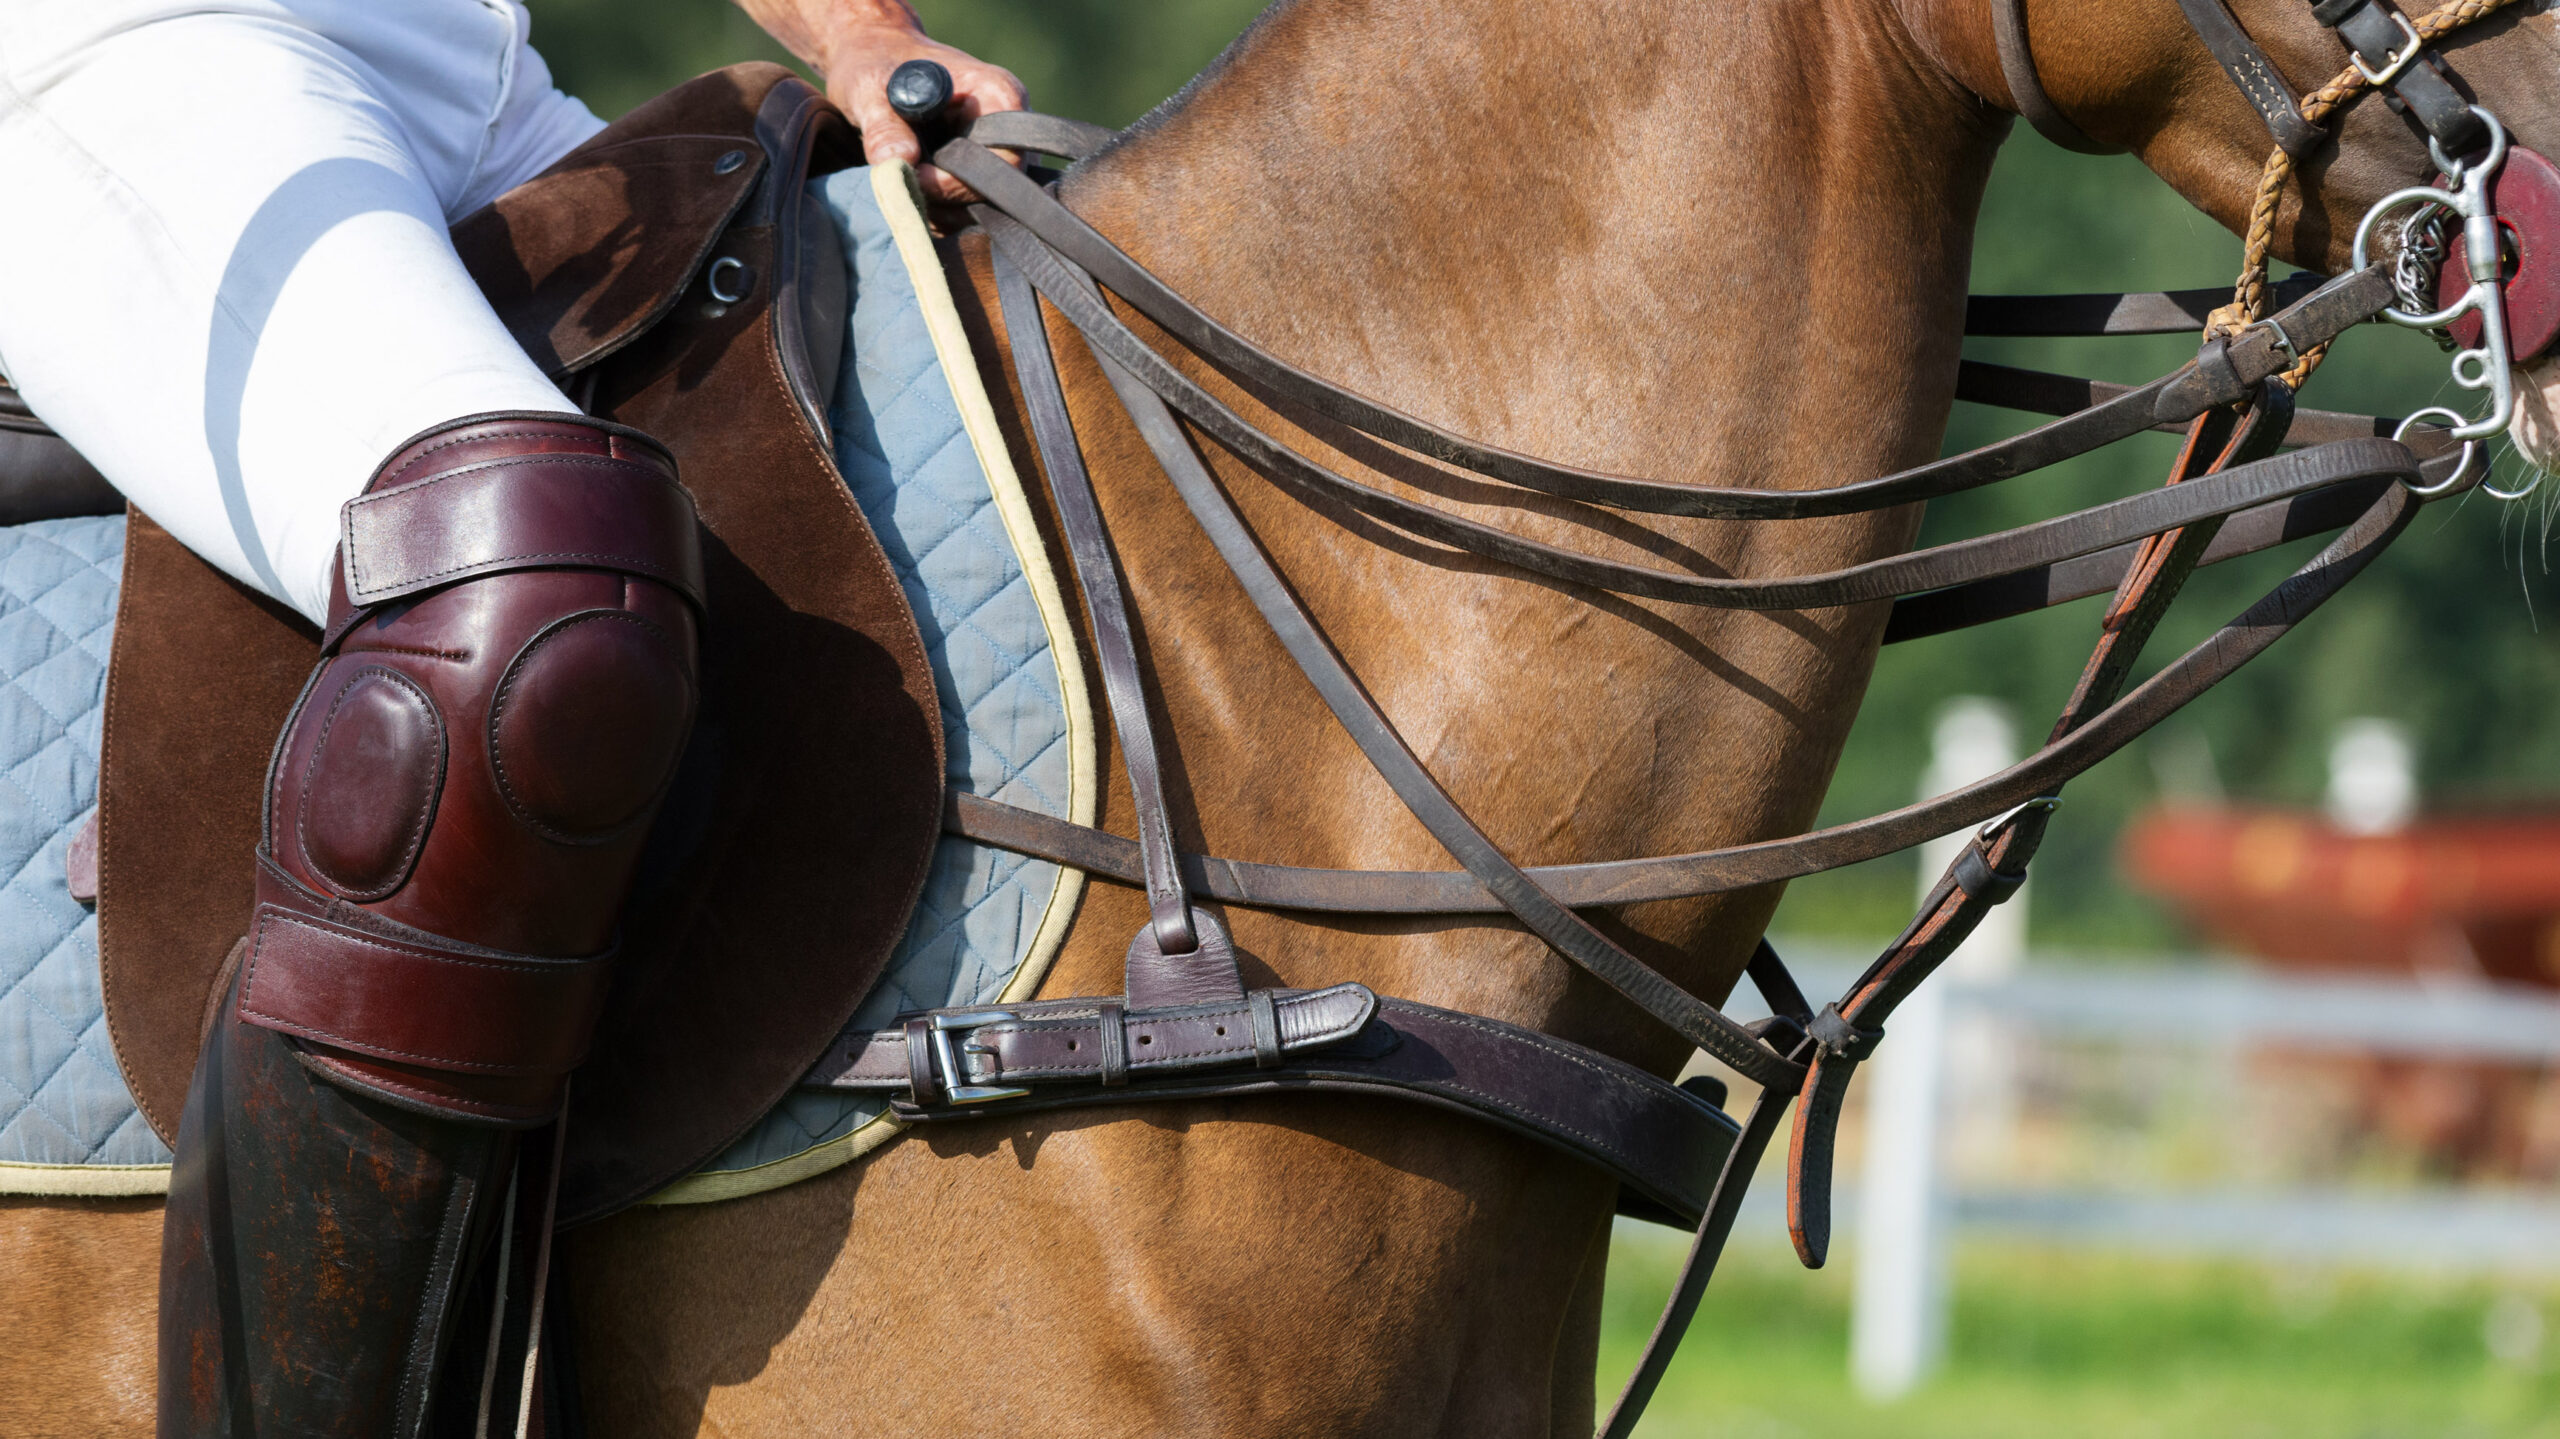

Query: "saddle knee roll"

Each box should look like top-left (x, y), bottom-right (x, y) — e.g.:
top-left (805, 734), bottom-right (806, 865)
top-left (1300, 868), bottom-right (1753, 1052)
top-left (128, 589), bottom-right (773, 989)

top-left (235, 412), bottom-right (706, 1126)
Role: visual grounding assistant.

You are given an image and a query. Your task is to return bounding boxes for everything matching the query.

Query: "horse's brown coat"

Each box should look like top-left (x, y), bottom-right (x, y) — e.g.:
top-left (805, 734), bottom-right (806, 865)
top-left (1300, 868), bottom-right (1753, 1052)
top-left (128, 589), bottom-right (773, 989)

top-left (8, 1), bottom-right (2556, 1434)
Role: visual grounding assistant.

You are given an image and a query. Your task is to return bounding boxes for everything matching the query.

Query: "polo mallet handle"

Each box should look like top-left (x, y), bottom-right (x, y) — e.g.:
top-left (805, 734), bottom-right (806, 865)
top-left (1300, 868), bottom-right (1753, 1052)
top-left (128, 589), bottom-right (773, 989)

top-left (886, 59), bottom-right (959, 155)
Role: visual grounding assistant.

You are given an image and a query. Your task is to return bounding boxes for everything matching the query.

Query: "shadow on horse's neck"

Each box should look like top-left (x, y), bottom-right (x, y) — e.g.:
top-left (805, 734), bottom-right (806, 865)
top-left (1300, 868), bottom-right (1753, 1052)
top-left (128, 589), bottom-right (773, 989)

top-left (1063, 0), bottom-right (2012, 496)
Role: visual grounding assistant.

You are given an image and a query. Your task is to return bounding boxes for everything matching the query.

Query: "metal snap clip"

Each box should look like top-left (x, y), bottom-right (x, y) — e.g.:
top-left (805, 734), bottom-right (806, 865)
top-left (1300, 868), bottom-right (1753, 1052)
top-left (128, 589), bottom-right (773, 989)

top-left (712, 149), bottom-right (748, 176)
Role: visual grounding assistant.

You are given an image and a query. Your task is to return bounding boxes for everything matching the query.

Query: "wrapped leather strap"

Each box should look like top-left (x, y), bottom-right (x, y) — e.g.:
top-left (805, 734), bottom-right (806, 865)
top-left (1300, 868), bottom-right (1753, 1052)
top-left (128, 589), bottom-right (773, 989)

top-left (340, 450), bottom-right (704, 610)
top-left (236, 865), bottom-right (613, 1083)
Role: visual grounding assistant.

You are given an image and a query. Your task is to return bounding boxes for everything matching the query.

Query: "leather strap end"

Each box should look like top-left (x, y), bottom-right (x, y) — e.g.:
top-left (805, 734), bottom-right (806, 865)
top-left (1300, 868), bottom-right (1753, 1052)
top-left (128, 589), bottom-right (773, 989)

top-left (234, 900), bottom-right (612, 1079)
top-left (340, 451), bottom-right (706, 611)
top-left (1785, 1051), bottom-right (1859, 1269)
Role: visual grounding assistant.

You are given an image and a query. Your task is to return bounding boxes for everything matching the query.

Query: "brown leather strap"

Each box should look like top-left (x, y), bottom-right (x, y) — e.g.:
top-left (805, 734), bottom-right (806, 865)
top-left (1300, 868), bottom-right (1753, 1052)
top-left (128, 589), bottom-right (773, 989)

top-left (2313, 0), bottom-right (2486, 153)
top-left (2178, 0), bottom-right (2329, 157)
top-left (965, 110), bottom-right (1117, 161)
top-left (1964, 274), bottom-right (2327, 335)
top-left (948, 470), bottom-right (2419, 920)
top-left (337, 428), bottom-right (704, 611)
top-left (235, 865), bottom-right (612, 1082)
top-left (1056, 269), bottom-right (1813, 1093)
top-left (807, 982), bottom-right (1376, 1091)
top-left (809, 992), bottom-right (1744, 1231)
top-left (1990, 0), bottom-right (2126, 154)
top-left (993, 244), bottom-right (1201, 955)
top-left (947, 139), bottom-right (2394, 522)
top-left (988, 216), bottom-right (2408, 611)
top-left (1785, 390), bottom-right (2302, 1266)
top-left (1881, 469), bottom-right (2396, 641)
top-left (1597, 1082), bottom-right (1795, 1437)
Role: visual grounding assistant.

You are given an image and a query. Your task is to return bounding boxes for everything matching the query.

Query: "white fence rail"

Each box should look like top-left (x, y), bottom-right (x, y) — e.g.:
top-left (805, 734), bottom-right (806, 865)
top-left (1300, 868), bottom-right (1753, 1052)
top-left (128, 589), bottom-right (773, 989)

top-left (1714, 947), bottom-right (2560, 1395)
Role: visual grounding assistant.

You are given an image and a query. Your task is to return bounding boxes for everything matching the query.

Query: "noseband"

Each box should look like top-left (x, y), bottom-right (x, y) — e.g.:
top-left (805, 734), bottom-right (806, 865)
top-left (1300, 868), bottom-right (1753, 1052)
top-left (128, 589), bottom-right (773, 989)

top-left (827, 7), bottom-right (2551, 1431)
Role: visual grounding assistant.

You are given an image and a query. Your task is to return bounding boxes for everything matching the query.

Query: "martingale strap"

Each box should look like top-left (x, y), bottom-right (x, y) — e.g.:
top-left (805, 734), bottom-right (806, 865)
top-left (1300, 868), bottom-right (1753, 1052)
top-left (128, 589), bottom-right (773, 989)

top-left (927, 110), bottom-right (2445, 1439)
top-left (802, 988), bottom-right (1748, 1229)
top-left (916, 7), bottom-right (2517, 1418)
top-left (941, 139), bottom-right (2392, 522)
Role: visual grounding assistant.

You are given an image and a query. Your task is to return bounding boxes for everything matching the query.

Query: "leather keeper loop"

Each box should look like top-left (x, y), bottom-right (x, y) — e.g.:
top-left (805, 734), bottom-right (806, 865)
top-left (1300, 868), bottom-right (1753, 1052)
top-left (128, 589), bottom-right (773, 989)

top-left (1248, 989), bottom-right (1284, 1069)
top-left (1096, 999), bottom-right (1130, 1086)
top-left (340, 454), bottom-right (706, 612)
top-left (2310, 0), bottom-right (2366, 28)
top-left (1953, 845), bottom-right (2028, 904)
top-left (904, 1017), bottom-right (936, 1103)
top-left (1807, 1004), bottom-right (1884, 1063)
top-left (235, 901), bottom-right (611, 1078)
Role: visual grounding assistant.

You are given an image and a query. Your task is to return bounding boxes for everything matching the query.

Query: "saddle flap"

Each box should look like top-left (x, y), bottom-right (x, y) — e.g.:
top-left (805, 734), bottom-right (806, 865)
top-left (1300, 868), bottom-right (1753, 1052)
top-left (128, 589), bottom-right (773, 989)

top-left (98, 65), bottom-right (946, 1224)
top-left (451, 136), bottom-right (763, 379)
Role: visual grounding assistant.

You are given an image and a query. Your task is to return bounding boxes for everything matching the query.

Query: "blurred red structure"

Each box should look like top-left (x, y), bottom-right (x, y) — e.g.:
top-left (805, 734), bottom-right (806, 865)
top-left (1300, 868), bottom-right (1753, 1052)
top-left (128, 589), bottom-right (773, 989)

top-left (2122, 805), bottom-right (2560, 1178)
top-left (2123, 806), bottom-right (2560, 986)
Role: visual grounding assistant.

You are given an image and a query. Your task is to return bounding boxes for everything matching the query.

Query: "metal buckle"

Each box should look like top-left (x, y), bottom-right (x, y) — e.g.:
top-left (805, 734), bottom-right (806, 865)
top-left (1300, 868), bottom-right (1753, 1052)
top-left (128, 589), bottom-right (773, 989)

top-left (929, 1010), bottom-right (1031, 1103)
top-left (2351, 10), bottom-right (2425, 88)
top-left (2250, 315), bottom-right (2305, 368)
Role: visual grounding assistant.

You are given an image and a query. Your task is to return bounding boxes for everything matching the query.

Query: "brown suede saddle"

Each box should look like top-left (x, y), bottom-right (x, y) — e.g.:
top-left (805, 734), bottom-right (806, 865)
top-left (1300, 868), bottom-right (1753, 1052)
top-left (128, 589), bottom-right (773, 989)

top-left (95, 63), bottom-right (945, 1226)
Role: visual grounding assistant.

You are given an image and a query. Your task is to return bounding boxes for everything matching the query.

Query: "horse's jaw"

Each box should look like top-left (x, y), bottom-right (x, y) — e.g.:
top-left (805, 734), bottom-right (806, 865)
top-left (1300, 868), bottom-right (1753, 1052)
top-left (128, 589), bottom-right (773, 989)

top-left (2517, 354), bottom-right (2560, 476)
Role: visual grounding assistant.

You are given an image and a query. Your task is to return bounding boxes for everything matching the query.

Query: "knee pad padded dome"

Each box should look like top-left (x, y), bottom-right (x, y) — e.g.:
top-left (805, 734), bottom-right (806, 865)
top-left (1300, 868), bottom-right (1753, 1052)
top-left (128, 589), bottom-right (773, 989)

top-left (489, 609), bottom-right (696, 844)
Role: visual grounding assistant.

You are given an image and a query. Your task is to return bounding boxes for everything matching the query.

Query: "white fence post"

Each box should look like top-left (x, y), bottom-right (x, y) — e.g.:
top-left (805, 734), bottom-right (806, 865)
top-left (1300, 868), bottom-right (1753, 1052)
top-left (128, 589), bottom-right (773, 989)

top-left (1852, 698), bottom-right (2023, 1399)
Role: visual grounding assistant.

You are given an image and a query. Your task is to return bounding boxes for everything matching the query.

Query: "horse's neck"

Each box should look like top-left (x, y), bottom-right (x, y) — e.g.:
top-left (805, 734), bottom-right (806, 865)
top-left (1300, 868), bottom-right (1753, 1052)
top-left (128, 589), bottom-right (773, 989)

top-left (1023, 0), bottom-right (2010, 1057)
top-left (1065, 0), bottom-right (2010, 493)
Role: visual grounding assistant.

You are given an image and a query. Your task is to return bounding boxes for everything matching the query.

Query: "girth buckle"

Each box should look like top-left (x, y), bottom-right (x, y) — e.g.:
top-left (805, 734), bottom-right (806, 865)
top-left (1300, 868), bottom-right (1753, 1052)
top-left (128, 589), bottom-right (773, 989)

top-left (928, 1010), bottom-right (1032, 1103)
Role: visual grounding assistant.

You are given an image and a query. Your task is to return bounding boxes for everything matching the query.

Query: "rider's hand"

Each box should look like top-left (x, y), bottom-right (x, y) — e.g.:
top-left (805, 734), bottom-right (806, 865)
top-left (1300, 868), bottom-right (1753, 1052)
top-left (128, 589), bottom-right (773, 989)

top-left (735, 1), bottom-right (1026, 204)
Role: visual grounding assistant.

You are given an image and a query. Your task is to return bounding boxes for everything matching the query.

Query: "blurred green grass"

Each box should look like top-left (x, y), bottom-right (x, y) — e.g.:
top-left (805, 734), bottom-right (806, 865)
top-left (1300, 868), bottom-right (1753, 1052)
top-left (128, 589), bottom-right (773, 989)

top-left (1602, 1229), bottom-right (2560, 1438)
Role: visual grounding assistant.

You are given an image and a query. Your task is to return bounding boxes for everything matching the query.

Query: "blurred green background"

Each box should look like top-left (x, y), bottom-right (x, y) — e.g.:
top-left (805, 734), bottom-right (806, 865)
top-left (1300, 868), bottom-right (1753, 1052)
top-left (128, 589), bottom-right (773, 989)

top-left (528, 0), bottom-right (2560, 955)
top-left (522, 2), bottom-right (2560, 1432)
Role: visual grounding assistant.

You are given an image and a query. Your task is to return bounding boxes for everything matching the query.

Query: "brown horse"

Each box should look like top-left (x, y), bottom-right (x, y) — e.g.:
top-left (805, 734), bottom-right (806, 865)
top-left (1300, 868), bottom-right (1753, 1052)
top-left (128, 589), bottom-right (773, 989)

top-left (9, 0), bottom-right (2559, 1434)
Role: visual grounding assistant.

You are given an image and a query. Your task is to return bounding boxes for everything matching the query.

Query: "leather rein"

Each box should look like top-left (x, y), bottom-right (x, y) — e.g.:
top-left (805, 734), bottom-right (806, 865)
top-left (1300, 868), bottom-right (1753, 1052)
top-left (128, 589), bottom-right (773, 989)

top-left (811, 3), bottom-right (2543, 1430)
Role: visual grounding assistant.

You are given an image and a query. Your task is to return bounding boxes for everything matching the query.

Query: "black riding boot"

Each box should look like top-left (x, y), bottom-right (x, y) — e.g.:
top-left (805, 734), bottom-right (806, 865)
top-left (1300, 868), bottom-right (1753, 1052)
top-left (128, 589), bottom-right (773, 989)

top-left (157, 414), bottom-right (704, 1437)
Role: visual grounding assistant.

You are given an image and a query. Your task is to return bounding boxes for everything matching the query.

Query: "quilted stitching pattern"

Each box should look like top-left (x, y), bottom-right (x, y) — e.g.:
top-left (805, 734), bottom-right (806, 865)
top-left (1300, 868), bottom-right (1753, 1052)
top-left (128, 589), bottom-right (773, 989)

top-left (693, 170), bottom-right (1074, 1176)
top-left (0, 515), bottom-right (166, 1169)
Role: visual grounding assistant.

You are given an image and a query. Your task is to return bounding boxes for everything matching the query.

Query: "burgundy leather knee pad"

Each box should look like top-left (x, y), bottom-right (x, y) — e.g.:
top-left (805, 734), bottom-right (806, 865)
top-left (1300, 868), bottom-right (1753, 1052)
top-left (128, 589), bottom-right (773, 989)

top-left (233, 413), bottom-right (705, 1125)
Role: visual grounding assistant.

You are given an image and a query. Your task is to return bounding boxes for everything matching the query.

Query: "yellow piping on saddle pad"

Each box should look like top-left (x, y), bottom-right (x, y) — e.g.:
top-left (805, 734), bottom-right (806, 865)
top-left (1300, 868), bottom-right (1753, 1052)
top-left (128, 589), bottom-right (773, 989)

top-left (0, 1160), bottom-right (169, 1196)
top-left (644, 161), bottom-right (1099, 1207)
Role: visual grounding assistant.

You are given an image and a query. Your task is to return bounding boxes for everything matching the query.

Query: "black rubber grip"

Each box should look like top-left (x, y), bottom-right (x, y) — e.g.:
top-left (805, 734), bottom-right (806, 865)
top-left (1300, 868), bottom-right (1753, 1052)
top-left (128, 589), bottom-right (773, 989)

top-left (886, 59), bottom-right (954, 125)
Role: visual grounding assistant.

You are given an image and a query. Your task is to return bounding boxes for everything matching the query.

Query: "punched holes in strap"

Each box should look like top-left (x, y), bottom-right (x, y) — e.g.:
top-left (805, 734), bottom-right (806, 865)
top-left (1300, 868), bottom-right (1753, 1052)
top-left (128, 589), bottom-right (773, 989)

top-left (340, 455), bottom-right (707, 612)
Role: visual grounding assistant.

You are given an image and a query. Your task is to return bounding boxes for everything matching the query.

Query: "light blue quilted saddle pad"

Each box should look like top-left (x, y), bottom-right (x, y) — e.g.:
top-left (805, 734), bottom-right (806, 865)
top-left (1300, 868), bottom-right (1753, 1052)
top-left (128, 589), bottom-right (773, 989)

top-left (0, 163), bottom-right (1092, 1200)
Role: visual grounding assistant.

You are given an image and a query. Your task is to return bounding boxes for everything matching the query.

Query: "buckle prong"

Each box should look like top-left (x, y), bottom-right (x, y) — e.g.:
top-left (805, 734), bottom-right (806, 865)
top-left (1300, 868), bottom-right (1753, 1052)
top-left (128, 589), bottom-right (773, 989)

top-left (2352, 11), bottom-right (2425, 88)
top-left (929, 1010), bottom-right (1031, 1103)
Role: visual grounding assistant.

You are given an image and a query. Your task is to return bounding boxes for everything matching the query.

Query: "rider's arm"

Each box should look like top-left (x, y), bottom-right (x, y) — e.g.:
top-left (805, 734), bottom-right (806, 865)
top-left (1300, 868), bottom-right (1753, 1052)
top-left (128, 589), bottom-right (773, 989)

top-left (732, 0), bottom-right (1026, 201)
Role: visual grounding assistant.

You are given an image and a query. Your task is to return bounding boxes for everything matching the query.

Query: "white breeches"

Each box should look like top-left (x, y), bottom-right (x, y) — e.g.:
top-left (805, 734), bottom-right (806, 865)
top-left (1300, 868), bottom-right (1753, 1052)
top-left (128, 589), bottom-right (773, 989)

top-left (0, 1), bottom-right (606, 623)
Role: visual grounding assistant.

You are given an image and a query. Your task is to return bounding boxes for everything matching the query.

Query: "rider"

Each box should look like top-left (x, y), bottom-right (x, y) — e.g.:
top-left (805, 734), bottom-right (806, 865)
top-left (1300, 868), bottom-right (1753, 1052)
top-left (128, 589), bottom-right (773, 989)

top-left (0, 1), bottom-right (1021, 1432)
